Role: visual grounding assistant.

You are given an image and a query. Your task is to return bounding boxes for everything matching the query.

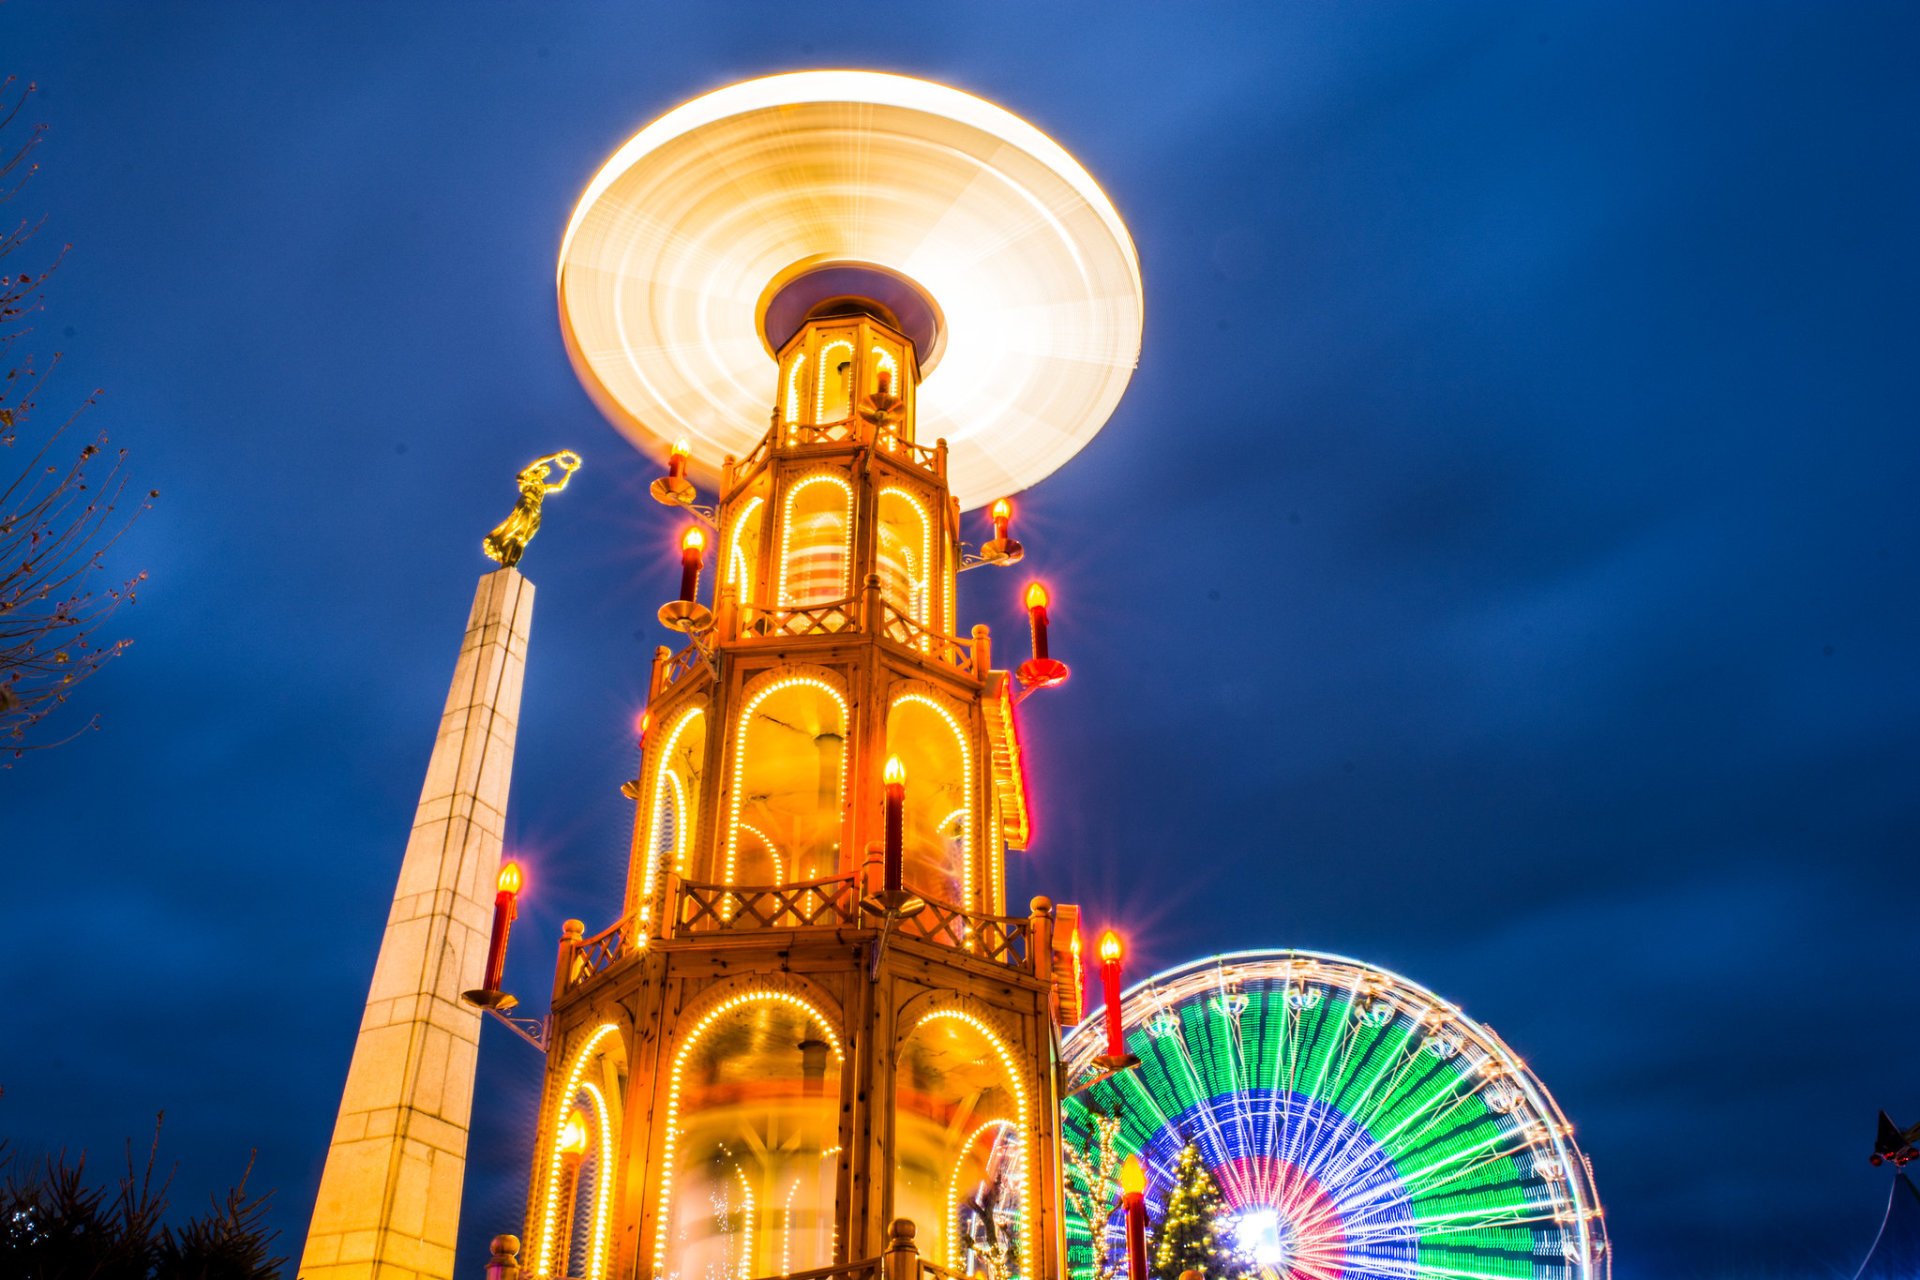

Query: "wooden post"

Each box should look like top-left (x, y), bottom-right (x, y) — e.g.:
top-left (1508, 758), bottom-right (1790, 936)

top-left (1029, 895), bottom-right (1053, 983)
top-left (884, 1219), bottom-right (921, 1280)
top-left (484, 1234), bottom-right (522, 1280)
top-left (971, 623), bottom-right (992, 680)
top-left (552, 918), bottom-right (585, 1004)
top-left (863, 571), bottom-right (884, 635)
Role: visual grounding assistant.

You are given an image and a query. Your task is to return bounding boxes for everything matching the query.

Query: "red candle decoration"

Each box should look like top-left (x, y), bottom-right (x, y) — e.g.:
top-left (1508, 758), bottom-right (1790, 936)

top-left (1099, 929), bottom-right (1126, 1059)
top-left (668, 437), bottom-right (691, 480)
top-left (482, 861), bottom-right (522, 994)
top-left (1025, 581), bottom-right (1051, 661)
top-left (991, 497), bottom-right (1013, 544)
top-left (677, 526), bottom-right (706, 602)
top-left (883, 755), bottom-right (906, 893)
top-left (1119, 1155), bottom-right (1148, 1280)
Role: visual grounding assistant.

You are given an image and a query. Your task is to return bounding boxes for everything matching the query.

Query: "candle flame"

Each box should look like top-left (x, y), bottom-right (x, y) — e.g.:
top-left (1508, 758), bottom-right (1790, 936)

top-left (1119, 1154), bottom-right (1146, 1196)
top-left (1098, 929), bottom-right (1123, 963)
top-left (497, 861), bottom-right (523, 895)
top-left (558, 1109), bottom-right (589, 1155)
top-left (681, 526), bottom-right (706, 551)
top-left (670, 437), bottom-right (691, 458)
top-left (884, 755), bottom-right (906, 785)
top-left (1025, 581), bottom-right (1049, 610)
top-left (991, 497), bottom-right (1012, 521)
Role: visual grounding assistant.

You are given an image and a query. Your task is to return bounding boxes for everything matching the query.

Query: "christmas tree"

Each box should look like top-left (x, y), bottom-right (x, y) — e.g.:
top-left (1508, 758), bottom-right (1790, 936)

top-left (1150, 1143), bottom-right (1235, 1280)
top-left (1063, 1111), bottom-right (1127, 1280)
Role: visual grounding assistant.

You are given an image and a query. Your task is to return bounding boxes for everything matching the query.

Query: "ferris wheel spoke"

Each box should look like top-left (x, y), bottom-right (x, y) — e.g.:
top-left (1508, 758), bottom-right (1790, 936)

top-left (1294, 1027), bottom-right (1422, 1195)
top-left (1061, 953), bottom-right (1605, 1280)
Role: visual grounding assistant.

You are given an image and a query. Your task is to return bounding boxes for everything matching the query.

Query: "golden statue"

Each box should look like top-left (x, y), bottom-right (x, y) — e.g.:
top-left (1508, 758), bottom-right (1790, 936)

top-left (483, 450), bottom-right (582, 567)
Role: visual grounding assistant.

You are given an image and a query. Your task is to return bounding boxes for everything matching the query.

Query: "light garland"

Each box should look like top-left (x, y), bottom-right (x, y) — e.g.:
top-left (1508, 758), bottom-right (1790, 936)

top-left (654, 990), bottom-right (844, 1280)
top-left (578, 1081), bottom-right (616, 1280)
top-left (726, 676), bottom-right (848, 896)
top-left (908, 1009), bottom-right (1032, 1275)
top-left (735, 821), bottom-right (785, 886)
top-left (784, 354), bottom-right (807, 429)
top-left (535, 1024), bottom-right (622, 1279)
top-left (636, 707), bottom-right (705, 939)
top-left (946, 1117), bottom-right (1018, 1269)
top-left (725, 496), bottom-right (765, 603)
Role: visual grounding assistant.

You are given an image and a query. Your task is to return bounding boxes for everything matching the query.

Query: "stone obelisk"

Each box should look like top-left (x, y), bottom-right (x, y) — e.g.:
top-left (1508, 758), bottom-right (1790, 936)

top-left (301, 566), bottom-right (534, 1280)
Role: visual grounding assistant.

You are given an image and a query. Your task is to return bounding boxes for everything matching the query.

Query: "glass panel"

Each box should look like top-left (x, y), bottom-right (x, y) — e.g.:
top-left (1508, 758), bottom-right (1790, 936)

top-left (812, 330), bottom-right (857, 424)
top-left (886, 696), bottom-right (970, 907)
top-left (730, 680), bottom-right (846, 884)
top-left (895, 1014), bottom-right (1025, 1278)
top-left (779, 475), bottom-right (852, 607)
top-left (663, 1002), bottom-right (843, 1280)
top-left (876, 489), bottom-right (932, 626)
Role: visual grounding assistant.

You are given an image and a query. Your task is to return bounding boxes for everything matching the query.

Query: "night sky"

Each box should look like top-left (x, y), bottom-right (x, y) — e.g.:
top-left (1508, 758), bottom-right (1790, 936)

top-left (6, 5), bottom-right (1918, 1278)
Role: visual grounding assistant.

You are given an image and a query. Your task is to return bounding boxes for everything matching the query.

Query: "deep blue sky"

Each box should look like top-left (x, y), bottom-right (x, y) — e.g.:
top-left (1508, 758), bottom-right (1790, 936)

top-left (5, 4), bottom-right (1917, 1278)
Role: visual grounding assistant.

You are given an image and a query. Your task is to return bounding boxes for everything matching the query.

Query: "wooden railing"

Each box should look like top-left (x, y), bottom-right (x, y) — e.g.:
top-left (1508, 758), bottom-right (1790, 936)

top-left (728, 415), bottom-right (946, 489)
top-left (896, 897), bottom-right (1030, 967)
top-left (878, 603), bottom-right (975, 674)
top-left (561, 916), bottom-right (636, 993)
top-left (677, 873), bottom-right (863, 933)
top-left (741, 594), bottom-right (862, 640)
top-left (670, 874), bottom-right (1032, 972)
top-left (495, 1218), bottom-right (939, 1280)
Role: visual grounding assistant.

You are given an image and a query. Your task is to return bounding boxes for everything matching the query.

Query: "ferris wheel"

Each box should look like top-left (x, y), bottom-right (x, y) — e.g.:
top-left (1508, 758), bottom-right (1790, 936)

top-left (1060, 950), bottom-right (1608, 1280)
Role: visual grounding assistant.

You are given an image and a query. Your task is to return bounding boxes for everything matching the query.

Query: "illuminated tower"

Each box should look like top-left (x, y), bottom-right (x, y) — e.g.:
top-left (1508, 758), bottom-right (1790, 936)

top-left (519, 72), bottom-right (1142, 1280)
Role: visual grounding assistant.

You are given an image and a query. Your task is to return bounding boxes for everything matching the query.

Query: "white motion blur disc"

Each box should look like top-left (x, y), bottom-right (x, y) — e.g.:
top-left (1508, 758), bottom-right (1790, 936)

top-left (558, 71), bottom-right (1144, 510)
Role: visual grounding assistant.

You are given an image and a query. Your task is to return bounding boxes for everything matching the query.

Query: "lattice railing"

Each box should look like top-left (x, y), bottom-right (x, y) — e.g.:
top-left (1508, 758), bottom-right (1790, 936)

top-left (658, 640), bottom-right (706, 690)
top-left (741, 594), bottom-right (861, 640)
top-left (677, 873), bottom-right (863, 933)
top-left (669, 876), bottom-right (1031, 970)
top-left (897, 893), bottom-right (1030, 967)
top-left (872, 432), bottom-right (942, 477)
top-left (879, 603), bottom-right (975, 673)
top-left (564, 917), bottom-right (635, 992)
top-left (729, 416), bottom-right (943, 486)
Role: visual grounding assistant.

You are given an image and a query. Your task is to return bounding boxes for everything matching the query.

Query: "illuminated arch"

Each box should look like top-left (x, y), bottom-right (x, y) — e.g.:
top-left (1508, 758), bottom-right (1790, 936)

top-left (876, 486), bottom-right (932, 626)
top-left (783, 353), bottom-right (807, 427)
top-left (571, 1081), bottom-right (617, 1280)
top-left (654, 989), bottom-right (847, 1280)
top-left (778, 472), bottom-right (854, 607)
top-left (725, 671), bottom-right (849, 887)
top-left (887, 690), bottom-right (973, 909)
top-left (725, 495), bottom-right (766, 607)
top-left (814, 338), bottom-right (854, 423)
top-left (534, 1023), bottom-right (624, 1279)
top-left (947, 1116), bottom-right (1018, 1270)
top-left (636, 705), bottom-right (706, 937)
top-left (896, 1007), bottom-right (1034, 1275)
top-left (736, 821), bottom-right (785, 884)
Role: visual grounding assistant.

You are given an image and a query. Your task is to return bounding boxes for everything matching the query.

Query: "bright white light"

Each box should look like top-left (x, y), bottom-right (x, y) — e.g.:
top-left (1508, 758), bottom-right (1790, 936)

top-left (557, 71), bottom-right (1143, 510)
top-left (1231, 1207), bottom-right (1289, 1269)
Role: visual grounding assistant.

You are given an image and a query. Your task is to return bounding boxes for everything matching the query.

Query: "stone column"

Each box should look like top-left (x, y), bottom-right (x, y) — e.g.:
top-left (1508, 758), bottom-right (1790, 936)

top-left (301, 568), bottom-right (535, 1280)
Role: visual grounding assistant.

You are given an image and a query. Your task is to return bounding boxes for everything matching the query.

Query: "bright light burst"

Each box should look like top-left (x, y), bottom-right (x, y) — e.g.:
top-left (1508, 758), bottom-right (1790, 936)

top-left (1061, 950), bottom-right (1609, 1280)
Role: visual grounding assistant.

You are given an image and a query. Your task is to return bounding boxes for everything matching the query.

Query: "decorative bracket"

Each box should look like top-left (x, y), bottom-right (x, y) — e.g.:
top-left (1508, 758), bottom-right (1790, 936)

top-left (484, 1005), bottom-right (550, 1053)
